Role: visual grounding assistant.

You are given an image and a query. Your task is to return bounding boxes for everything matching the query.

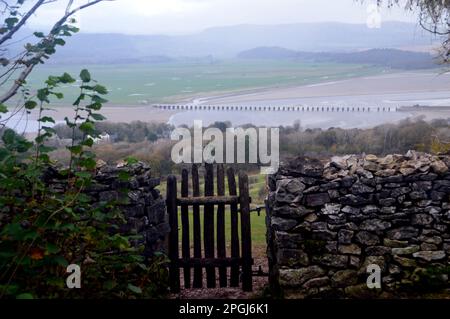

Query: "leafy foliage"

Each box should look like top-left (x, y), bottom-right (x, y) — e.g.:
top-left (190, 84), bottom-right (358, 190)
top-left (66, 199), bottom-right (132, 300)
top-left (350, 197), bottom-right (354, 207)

top-left (0, 70), bottom-right (168, 299)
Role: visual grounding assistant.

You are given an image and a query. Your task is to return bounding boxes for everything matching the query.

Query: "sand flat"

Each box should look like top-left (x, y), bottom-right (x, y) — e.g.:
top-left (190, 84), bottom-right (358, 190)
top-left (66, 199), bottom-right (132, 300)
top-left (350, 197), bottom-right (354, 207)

top-left (197, 71), bottom-right (450, 105)
top-left (26, 105), bottom-right (175, 123)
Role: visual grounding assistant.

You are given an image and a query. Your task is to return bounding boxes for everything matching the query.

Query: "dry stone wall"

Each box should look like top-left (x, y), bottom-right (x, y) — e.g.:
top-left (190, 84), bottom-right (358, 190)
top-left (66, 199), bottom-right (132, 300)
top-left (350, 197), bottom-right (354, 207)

top-left (267, 151), bottom-right (450, 298)
top-left (47, 161), bottom-right (168, 258)
top-left (92, 162), bottom-right (169, 257)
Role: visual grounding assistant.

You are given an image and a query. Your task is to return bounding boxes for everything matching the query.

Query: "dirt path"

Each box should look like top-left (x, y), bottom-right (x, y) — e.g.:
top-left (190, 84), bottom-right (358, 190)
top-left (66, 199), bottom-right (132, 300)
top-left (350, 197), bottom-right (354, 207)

top-left (169, 246), bottom-right (269, 299)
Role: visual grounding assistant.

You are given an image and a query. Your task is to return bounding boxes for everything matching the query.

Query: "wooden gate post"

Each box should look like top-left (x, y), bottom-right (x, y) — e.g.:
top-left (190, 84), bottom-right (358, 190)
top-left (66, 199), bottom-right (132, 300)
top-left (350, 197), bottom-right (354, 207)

top-left (227, 167), bottom-right (241, 287)
top-left (167, 175), bottom-right (180, 293)
top-left (217, 164), bottom-right (227, 287)
top-left (181, 169), bottom-right (191, 288)
top-left (204, 163), bottom-right (216, 288)
top-left (239, 171), bottom-right (253, 292)
top-left (192, 164), bottom-right (203, 288)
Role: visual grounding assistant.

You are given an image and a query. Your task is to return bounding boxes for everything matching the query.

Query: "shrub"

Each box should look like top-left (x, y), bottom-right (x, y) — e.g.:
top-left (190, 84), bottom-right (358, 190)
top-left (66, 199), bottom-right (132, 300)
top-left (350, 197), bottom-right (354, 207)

top-left (0, 70), bottom-right (168, 299)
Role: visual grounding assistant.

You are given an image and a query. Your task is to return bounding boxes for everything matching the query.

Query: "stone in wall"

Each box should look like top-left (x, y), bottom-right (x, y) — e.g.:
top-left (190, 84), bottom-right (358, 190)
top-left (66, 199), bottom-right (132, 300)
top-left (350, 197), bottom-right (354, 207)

top-left (267, 151), bottom-right (450, 298)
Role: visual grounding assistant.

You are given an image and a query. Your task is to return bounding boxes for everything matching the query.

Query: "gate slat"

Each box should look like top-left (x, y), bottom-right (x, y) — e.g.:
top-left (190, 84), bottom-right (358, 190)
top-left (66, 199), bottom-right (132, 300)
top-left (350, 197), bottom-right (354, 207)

top-left (204, 163), bottom-right (216, 288)
top-left (216, 164), bottom-right (227, 287)
top-left (181, 169), bottom-right (191, 288)
top-left (191, 164), bottom-right (202, 288)
top-left (226, 167), bottom-right (240, 287)
top-left (239, 171), bottom-right (253, 292)
top-left (167, 175), bottom-right (180, 293)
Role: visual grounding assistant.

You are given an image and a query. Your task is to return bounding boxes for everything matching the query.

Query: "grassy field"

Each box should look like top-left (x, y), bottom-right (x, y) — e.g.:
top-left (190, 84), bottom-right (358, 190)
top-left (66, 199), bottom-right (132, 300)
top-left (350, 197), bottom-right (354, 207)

top-left (158, 172), bottom-right (268, 248)
top-left (25, 60), bottom-right (385, 105)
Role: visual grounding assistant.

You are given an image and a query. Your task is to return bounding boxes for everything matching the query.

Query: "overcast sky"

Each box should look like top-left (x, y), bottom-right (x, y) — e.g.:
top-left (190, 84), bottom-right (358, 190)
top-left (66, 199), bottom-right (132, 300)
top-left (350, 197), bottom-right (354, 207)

top-left (29, 0), bottom-right (417, 35)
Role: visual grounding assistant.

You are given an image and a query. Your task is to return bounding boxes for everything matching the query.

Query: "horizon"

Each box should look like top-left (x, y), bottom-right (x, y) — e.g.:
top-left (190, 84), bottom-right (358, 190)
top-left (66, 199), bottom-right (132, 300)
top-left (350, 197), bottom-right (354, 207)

top-left (67, 20), bottom-right (424, 37)
top-left (27, 0), bottom-right (417, 35)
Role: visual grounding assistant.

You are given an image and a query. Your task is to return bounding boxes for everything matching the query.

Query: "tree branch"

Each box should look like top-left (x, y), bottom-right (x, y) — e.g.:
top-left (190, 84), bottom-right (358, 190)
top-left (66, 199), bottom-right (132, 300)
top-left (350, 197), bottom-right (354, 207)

top-left (0, 0), bottom-right (113, 104)
top-left (0, 0), bottom-right (46, 47)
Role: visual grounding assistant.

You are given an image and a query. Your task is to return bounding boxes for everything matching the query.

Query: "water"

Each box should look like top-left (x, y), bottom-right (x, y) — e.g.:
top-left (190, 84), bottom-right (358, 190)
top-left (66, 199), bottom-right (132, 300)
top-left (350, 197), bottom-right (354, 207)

top-left (169, 90), bottom-right (450, 128)
top-left (168, 109), bottom-right (411, 129)
top-left (4, 89), bottom-right (449, 132)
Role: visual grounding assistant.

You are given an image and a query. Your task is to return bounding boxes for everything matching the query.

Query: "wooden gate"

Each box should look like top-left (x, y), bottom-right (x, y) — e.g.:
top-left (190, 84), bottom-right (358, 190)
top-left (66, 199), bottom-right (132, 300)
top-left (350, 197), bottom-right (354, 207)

top-left (166, 164), bottom-right (253, 292)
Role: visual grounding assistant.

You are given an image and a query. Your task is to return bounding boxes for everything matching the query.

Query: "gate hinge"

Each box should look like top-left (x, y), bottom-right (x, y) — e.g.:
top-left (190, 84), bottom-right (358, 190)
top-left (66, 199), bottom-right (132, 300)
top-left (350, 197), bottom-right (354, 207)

top-left (249, 206), bottom-right (266, 216)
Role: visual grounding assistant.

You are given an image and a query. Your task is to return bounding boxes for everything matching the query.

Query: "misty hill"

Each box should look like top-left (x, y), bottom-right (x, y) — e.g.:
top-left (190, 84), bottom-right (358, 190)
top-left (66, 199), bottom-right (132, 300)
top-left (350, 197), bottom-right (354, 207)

top-left (237, 47), bottom-right (438, 69)
top-left (9, 22), bottom-right (438, 64)
top-left (238, 47), bottom-right (300, 59)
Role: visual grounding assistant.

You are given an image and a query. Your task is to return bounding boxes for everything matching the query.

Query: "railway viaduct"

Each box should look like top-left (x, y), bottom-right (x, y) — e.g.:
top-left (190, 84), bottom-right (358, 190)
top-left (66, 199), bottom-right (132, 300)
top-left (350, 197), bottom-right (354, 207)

top-left (153, 104), bottom-right (397, 112)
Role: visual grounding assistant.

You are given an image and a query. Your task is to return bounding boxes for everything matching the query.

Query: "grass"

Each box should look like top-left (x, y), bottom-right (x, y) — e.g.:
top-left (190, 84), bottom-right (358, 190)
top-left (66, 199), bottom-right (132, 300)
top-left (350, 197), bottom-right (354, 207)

top-left (176, 206), bottom-right (267, 251)
top-left (23, 60), bottom-right (386, 105)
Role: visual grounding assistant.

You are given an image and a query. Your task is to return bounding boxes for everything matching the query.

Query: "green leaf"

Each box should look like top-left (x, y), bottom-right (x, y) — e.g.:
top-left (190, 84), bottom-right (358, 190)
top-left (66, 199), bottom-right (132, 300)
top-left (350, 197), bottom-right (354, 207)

top-left (16, 293), bottom-right (34, 300)
top-left (54, 38), bottom-right (66, 46)
top-left (73, 94), bottom-right (85, 106)
top-left (39, 145), bottom-right (55, 153)
top-left (59, 72), bottom-right (75, 83)
top-left (23, 230), bottom-right (39, 241)
top-left (0, 284), bottom-right (19, 296)
top-left (46, 243), bottom-right (61, 254)
top-left (34, 32), bottom-right (45, 38)
top-left (39, 116), bottom-right (55, 123)
top-left (0, 148), bottom-right (9, 161)
top-left (0, 250), bottom-right (16, 259)
top-left (46, 76), bottom-right (59, 86)
top-left (44, 47), bottom-right (56, 55)
top-left (0, 103), bottom-right (7, 113)
top-left (39, 153), bottom-right (50, 163)
top-left (52, 92), bottom-right (64, 99)
top-left (2, 129), bottom-right (16, 145)
top-left (80, 69), bottom-right (91, 83)
top-left (91, 95), bottom-right (108, 104)
top-left (93, 85), bottom-right (108, 95)
top-left (24, 100), bottom-right (37, 110)
top-left (79, 122), bottom-right (95, 133)
top-left (0, 58), bottom-right (9, 66)
top-left (35, 134), bottom-right (47, 144)
top-left (68, 26), bottom-right (80, 33)
top-left (86, 102), bottom-right (102, 110)
top-left (42, 126), bottom-right (56, 134)
top-left (80, 158), bottom-right (96, 170)
top-left (67, 145), bottom-right (82, 154)
top-left (82, 137), bottom-right (94, 147)
top-left (127, 284), bottom-right (142, 294)
top-left (126, 157), bottom-right (139, 165)
top-left (37, 88), bottom-right (49, 102)
top-left (5, 17), bottom-right (19, 28)
top-left (91, 113), bottom-right (106, 121)
top-left (52, 255), bottom-right (68, 267)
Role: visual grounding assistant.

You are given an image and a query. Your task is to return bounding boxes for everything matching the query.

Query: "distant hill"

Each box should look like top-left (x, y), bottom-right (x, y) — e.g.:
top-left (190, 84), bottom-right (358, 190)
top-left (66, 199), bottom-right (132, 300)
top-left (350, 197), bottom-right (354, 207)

top-left (237, 47), bottom-right (438, 69)
top-left (6, 22), bottom-right (439, 64)
top-left (237, 47), bottom-right (299, 59)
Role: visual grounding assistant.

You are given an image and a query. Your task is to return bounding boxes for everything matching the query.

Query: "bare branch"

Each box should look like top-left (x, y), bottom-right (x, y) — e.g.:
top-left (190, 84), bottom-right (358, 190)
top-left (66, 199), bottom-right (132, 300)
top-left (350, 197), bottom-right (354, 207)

top-left (66, 0), bottom-right (75, 14)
